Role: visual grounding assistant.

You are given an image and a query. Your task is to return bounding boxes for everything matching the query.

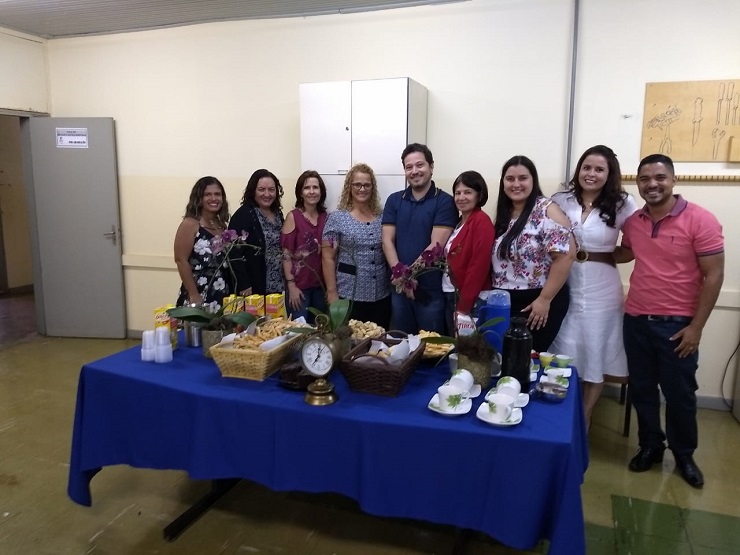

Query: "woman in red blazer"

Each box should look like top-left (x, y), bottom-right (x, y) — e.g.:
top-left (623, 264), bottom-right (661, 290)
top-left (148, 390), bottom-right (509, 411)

top-left (442, 171), bottom-right (495, 335)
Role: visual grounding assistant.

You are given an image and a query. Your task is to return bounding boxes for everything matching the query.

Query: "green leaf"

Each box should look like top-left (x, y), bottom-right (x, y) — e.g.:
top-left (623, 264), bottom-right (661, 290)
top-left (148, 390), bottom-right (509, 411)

top-left (478, 317), bottom-right (504, 329)
top-left (286, 326), bottom-right (317, 335)
top-left (307, 307), bottom-right (324, 319)
top-left (166, 306), bottom-right (213, 324)
top-left (225, 312), bottom-right (256, 328)
top-left (329, 298), bottom-right (350, 331)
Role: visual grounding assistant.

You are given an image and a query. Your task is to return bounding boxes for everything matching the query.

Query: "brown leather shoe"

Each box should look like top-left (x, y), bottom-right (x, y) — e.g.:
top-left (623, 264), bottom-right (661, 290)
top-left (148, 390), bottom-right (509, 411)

top-left (675, 455), bottom-right (704, 488)
top-left (628, 446), bottom-right (665, 472)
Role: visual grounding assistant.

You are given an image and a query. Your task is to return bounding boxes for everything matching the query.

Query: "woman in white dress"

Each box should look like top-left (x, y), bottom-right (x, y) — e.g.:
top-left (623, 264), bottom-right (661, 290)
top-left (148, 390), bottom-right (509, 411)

top-left (550, 145), bottom-right (638, 428)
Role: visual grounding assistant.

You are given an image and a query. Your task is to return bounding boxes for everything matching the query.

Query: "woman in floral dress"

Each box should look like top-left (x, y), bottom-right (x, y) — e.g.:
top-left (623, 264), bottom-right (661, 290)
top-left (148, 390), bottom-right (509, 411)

top-left (492, 156), bottom-right (576, 352)
top-left (174, 176), bottom-right (232, 309)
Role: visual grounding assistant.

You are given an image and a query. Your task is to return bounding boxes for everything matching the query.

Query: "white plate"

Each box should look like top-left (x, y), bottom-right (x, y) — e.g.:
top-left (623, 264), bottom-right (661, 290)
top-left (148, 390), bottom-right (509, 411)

top-left (428, 394), bottom-right (472, 416)
top-left (442, 380), bottom-right (481, 398)
top-left (476, 405), bottom-right (523, 427)
top-left (544, 366), bottom-right (572, 378)
top-left (485, 389), bottom-right (529, 408)
top-left (540, 374), bottom-right (570, 388)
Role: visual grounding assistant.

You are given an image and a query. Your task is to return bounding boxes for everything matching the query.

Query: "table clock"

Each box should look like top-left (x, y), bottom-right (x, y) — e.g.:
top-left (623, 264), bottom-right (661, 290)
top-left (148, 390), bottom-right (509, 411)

top-left (300, 335), bottom-right (340, 406)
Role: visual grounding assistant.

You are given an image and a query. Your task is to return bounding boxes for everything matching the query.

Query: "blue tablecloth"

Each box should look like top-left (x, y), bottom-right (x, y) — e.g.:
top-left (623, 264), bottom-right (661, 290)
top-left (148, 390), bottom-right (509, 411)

top-left (68, 343), bottom-right (588, 554)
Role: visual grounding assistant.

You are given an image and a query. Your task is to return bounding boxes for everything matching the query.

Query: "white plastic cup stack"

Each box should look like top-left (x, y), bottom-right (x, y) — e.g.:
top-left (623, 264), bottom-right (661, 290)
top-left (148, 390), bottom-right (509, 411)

top-left (154, 327), bottom-right (173, 363)
top-left (141, 330), bottom-right (156, 361)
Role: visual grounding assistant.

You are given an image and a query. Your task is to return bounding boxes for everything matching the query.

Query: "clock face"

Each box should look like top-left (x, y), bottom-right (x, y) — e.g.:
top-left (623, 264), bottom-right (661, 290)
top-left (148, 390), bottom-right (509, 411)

top-left (300, 337), bottom-right (335, 377)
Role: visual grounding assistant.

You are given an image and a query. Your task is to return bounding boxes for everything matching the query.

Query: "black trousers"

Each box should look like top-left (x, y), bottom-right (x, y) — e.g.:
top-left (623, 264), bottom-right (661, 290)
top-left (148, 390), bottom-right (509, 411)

top-left (507, 284), bottom-right (569, 353)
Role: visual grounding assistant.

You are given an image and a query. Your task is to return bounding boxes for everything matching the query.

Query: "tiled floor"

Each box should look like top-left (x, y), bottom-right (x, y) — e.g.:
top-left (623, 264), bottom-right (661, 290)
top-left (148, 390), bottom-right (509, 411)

top-left (1, 292), bottom-right (739, 554)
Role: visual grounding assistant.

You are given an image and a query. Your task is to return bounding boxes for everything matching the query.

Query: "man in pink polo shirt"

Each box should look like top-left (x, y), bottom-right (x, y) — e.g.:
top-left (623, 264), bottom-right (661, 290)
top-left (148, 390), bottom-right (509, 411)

top-left (617, 154), bottom-right (724, 489)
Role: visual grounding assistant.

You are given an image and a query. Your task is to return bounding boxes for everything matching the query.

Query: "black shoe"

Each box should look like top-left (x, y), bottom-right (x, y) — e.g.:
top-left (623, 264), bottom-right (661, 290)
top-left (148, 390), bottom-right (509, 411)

top-left (628, 446), bottom-right (665, 472)
top-left (675, 455), bottom-right (704, 488)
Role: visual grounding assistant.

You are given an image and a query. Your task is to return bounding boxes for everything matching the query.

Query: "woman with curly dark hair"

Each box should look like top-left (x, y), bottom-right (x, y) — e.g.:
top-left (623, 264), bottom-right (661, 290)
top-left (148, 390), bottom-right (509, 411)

top-left (228, 169), bottom-right (285, 295)
top-left (174, 176), bottom-right (231, 308)
top-left (550, 145), bottom-right (639, 427)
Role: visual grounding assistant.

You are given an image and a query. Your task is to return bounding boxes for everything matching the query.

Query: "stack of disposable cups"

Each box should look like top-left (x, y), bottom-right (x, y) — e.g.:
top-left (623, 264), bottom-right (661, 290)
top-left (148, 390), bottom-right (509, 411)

top-left (154, 327), bottom-right (173, 363)
top-left (141, 330), bottom-right (155, 361)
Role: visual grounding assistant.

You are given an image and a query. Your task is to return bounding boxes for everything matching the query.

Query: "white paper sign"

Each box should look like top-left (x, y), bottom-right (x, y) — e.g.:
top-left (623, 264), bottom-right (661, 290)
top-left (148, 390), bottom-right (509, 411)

top-left (56, 128), bottom-right (89, 148)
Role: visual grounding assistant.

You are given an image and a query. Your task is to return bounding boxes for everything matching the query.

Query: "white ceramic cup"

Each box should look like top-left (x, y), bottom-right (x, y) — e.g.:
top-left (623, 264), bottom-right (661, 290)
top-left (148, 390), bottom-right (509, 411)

top-left (448, 353), bottom-right (458, 373)
top-left (448, 368), bottom-right (473, 391)
top-left (555, 354), bottom-right (572, 368)
top-left (437, 384), bottom-right (469, 412)
top-left (484, 393), bottom-right (514, 423)
top-left (539, 352), bottom-right (555, 367)
top-left (495, 376), bottom-right (521, 396)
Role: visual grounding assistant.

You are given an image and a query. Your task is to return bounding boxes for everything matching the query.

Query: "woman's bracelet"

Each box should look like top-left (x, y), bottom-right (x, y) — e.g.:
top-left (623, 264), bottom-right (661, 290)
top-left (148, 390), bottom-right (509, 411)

top-left (285, 278), bottom-right (295, 283)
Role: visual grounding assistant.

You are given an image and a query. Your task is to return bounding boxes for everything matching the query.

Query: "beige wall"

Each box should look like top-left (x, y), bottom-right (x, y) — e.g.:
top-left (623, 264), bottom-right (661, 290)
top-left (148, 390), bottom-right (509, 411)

top-left (1, 0), bottom-right (738, 401)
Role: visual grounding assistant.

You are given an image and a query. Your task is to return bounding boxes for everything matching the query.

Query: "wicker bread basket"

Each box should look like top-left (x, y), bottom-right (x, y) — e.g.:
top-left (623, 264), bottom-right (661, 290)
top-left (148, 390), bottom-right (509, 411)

top-left (210, 334), bottom-right (302, 381)
top-left (340, 336), bottom-right (425, 396)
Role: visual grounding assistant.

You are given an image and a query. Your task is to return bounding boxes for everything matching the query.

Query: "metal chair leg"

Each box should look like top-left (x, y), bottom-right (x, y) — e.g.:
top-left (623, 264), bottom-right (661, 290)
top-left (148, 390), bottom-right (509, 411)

top-left (622, 385), bottom-right (631, 437)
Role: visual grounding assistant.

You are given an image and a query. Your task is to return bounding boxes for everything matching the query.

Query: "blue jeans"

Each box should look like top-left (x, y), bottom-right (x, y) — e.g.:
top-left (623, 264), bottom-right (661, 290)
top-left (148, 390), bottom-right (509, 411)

top-left (287, 286), bottom-right (327, 325)
top-left (623, 314), bottom-right (699, 456)
top-left (390, 289), bottom-right (445, 334)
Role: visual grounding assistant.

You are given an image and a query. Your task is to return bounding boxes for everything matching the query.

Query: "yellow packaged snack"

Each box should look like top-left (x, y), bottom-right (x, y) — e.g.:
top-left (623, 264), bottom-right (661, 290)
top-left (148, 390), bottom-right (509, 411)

top-left (265, 293), bottom-right (286, 319)
top-left (245, 294), bottom-right (265, 316)
top-left (154, 304), bottom-right (178, 350)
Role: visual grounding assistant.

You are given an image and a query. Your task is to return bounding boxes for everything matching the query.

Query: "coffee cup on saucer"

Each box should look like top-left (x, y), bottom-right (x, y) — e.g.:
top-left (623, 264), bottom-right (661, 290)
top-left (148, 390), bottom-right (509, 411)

top-left (539, 352), bottom-right (555, 367)
top-left (437, 384), bottom-right (470, 413)
top-left (483, 393), bottom-right (514, 423)
top-left (449, 368), bottom-right (474, 392)
top-left (495, 376), bottom-right (521, 396)
top-left (554, 354), bottom-right (572, 368)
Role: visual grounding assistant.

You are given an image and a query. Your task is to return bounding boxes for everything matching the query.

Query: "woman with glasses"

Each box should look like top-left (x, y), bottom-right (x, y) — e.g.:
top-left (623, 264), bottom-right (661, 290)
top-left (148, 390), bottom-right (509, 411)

top-left (322, 163), bottom-right (391, 328)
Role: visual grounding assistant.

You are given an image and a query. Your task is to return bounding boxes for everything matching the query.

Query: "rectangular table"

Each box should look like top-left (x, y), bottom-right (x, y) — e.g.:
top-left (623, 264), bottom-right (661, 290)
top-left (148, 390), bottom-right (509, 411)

top-left (68, 343), bottom-right (588, 554)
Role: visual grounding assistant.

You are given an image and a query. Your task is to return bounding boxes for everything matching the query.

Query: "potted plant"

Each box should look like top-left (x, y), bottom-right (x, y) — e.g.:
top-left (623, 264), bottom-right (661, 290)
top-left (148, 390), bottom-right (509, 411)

top-left (422, 323), bottom-right (502, 387)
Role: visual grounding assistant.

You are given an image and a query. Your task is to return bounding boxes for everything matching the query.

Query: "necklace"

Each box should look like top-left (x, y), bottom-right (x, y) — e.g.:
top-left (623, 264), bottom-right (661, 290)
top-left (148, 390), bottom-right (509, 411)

top-left (201, 218), bottom-right (219, 229)
top-left (581, 201), bottom-right (594, 212)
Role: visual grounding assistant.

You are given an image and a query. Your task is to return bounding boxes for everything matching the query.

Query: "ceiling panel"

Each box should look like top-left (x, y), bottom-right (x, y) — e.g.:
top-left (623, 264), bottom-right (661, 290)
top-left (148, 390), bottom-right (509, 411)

top-left (0, 0), bottom-right (464, 39)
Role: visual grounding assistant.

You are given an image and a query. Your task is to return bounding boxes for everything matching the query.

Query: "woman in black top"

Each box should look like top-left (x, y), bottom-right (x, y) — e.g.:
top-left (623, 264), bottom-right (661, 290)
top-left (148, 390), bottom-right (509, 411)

top-left (229, 169), bottom-right (285, 295)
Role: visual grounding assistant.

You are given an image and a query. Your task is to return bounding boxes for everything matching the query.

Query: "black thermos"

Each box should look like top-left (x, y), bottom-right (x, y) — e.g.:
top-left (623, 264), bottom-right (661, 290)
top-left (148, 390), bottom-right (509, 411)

top-left (501, 316), bottom-right (533, 390)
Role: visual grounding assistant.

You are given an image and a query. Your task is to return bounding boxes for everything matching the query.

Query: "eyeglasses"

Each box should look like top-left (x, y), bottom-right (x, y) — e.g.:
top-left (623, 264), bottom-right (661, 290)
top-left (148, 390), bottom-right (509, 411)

top-left (351, 182), bottom-right (372, 190)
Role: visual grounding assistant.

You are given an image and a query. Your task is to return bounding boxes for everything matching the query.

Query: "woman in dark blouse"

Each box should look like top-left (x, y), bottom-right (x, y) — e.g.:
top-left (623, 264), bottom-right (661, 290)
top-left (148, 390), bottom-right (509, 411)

top-left (229, 169), bottom-right (285, 295)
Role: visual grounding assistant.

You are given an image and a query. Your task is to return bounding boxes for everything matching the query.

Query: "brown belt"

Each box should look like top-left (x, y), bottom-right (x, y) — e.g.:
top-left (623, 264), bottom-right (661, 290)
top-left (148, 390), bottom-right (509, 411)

top-left (575, 251), bottom-right (615, 266)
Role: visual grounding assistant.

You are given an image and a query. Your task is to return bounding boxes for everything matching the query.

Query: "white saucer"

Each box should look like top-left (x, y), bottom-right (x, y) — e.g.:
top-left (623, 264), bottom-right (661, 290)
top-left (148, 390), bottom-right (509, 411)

top-left (428, 393), bottom-right (473, 416)
top-left (443, 380), bottom-right (481, 398)
top-left (544, 366), bottom-right (572, 378)
top-left (540, 374), bottom-right (570, 388)
top-left (476, 405), bottom-right (523, 426)
top-left (485, 389), bottom-right (530, 408)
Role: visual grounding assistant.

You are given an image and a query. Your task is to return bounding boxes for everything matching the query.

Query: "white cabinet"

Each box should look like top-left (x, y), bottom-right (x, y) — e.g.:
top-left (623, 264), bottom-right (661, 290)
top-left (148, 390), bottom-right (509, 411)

top-left (299, 77), bottom-right (427, 208)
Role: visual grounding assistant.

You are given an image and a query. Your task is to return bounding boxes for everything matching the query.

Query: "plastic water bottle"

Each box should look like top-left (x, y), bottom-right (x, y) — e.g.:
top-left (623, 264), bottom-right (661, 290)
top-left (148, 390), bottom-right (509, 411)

top-left (477, 289), bottom-right (511, 354)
